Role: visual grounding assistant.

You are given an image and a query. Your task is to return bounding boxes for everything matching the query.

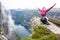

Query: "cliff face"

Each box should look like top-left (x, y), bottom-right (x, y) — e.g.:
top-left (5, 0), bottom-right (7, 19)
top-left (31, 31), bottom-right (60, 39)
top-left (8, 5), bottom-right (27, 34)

top-left (0, 2), bottom-right (2, 27)
top-left (0, 2), bottom-right (17, 40)
top-left (1, 2), bottom-right (8, 36)
top-left (0, 2), bottom-right (8, 40)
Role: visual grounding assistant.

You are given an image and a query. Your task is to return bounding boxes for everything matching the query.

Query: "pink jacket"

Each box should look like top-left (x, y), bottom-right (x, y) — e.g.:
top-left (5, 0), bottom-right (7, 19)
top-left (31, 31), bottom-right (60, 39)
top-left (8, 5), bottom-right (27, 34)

top-left (38, 4), bottom-right (56, 17)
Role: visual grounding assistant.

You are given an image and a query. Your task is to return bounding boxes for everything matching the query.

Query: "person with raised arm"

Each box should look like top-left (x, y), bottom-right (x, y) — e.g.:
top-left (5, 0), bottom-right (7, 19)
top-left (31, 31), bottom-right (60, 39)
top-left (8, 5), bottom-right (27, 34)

top-left (38, 3), bottom-right (56, 24)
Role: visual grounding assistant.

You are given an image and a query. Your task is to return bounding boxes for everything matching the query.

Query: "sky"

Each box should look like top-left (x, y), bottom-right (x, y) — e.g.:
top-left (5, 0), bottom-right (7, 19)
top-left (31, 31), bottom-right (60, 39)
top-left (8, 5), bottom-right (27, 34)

top-left (0, 0), bottom-right (60, 9)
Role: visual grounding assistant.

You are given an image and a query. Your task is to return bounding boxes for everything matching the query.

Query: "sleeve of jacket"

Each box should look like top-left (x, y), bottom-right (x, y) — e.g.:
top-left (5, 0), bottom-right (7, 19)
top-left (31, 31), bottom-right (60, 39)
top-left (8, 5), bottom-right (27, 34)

top-left (46, 3), bottom-right (56, 13)
top-left (38, 8), bottom-right (41, 12)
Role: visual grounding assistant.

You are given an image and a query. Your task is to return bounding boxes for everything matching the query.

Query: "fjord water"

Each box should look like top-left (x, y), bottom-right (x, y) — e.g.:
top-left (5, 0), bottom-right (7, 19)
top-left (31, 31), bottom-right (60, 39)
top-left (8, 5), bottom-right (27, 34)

top-left (8, 14), bottom-right (31, 38)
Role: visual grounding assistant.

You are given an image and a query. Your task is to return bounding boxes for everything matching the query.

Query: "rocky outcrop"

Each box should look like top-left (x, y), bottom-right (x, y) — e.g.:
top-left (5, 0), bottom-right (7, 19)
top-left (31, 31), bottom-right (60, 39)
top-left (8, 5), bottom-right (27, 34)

top-left (30, 17), bottom-right (42, 32)
top-left (30, 17), bottom-right (60, 34)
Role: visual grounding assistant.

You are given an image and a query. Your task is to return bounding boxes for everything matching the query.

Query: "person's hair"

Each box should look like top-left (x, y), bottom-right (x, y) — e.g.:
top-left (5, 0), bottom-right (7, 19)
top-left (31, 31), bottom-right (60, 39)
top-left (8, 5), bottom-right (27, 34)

top-left (42, 7), bottom-right (46, 10)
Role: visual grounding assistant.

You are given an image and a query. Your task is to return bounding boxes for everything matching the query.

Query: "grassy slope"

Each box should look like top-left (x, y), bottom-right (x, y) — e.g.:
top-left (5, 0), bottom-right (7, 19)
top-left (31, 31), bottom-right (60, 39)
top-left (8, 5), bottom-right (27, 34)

top-left (48, 18), bottom-right (60, 27)
top-left (17, 25), bottom-right (60, 40)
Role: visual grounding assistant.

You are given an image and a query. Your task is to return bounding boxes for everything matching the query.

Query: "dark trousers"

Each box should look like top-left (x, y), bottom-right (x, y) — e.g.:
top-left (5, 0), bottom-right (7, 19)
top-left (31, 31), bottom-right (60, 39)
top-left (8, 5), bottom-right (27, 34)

top-left (40, 18), bottom-right (48, 24)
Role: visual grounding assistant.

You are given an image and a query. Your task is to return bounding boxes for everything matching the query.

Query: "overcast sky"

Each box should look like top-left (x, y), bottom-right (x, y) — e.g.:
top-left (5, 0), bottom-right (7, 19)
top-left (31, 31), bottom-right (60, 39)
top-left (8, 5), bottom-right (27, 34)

top-left (0, 0), bottom-right (60, 9)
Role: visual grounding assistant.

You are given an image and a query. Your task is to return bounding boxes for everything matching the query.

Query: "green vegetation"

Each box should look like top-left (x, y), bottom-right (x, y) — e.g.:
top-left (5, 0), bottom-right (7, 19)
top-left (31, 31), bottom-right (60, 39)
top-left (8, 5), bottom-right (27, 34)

top-left (48, 18), bottom-right (60, 27)
top-left (0, 28), bottom-right (2, 33)
top-left (49, 18), bottom-right (60, 23)
top-left (17, 25), bottom-right (60, 40)
top-left (31, 26), bottom-right (57, 40)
